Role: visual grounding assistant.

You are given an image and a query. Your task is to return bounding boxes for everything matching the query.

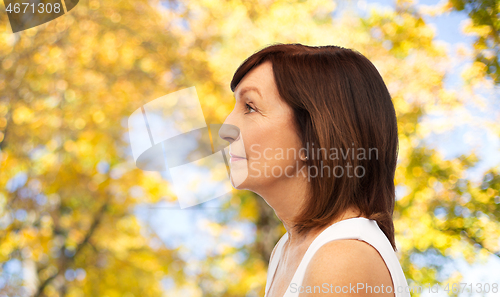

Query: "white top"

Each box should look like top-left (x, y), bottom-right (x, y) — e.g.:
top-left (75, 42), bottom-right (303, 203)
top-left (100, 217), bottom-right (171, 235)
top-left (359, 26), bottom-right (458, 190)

top-left (264, 217), bottom-right (411, 297)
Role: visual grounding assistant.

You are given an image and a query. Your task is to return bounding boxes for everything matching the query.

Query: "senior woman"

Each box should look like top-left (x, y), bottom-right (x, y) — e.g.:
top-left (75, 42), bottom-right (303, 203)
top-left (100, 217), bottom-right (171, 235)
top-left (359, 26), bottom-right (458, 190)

top-left (219, 43), bottom-right (410, 297)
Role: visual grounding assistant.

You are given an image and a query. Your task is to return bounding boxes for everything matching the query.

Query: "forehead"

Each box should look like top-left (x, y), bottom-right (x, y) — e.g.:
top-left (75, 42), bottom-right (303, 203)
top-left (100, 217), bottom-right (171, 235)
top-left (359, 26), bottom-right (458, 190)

top-left (233, 61), bottom-right (294, 119)
top-left (234, 61), bottom-right (276, 99)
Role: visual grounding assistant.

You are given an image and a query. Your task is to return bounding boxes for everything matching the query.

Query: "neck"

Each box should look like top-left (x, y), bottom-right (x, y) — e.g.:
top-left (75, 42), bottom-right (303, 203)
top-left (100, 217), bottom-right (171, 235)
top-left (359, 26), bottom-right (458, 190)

top-left (256, 176), bottom-right (363, 247)
top-left (252, 175), bottom-right (309, 239)
top-left (292, 207), bottom-right (362, 245)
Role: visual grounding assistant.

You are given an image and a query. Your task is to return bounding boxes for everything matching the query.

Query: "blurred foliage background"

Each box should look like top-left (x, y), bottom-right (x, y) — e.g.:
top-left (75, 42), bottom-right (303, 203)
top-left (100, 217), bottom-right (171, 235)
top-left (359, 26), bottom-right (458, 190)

top-left (0, 0), bottom-right (499, 296)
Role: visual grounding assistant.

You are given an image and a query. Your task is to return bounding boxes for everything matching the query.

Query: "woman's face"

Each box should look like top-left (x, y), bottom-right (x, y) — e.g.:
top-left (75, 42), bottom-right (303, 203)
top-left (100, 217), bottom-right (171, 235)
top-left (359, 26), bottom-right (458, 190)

top-left (219, 61), bottom-right (305, 193)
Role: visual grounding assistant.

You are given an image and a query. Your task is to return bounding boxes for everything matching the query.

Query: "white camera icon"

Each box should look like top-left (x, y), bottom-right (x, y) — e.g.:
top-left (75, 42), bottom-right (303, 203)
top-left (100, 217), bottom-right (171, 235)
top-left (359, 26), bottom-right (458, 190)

top-left (127, 87), bottom-right (247, 208)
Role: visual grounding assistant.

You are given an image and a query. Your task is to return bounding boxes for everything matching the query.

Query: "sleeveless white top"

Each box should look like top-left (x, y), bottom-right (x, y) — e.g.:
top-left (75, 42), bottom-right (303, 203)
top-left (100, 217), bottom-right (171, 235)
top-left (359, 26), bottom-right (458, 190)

top-left (264, 217), bottom-right (411, 297)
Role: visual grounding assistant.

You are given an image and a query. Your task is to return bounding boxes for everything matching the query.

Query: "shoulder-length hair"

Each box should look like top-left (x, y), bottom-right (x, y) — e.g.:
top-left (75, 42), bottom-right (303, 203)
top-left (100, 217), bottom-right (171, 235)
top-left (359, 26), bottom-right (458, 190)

top-left (230, 43), bottom-right (399, 250)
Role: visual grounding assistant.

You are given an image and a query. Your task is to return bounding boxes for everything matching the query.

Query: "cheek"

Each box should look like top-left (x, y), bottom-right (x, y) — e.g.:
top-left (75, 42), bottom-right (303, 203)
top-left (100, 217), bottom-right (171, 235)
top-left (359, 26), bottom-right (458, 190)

top-left (247, 126), bottom-right (301, 164)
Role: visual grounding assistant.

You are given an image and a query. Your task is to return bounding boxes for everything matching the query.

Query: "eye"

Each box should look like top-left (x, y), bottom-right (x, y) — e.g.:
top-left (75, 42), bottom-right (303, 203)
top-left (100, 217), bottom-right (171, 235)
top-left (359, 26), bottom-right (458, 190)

top-left (245, 103), bottom-right (256, 114)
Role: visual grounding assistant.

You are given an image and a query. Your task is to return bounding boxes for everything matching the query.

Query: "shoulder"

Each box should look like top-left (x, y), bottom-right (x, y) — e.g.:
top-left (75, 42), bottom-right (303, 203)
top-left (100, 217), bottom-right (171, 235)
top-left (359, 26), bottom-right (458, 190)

top-left (300, 239), bottom-right (395, 297)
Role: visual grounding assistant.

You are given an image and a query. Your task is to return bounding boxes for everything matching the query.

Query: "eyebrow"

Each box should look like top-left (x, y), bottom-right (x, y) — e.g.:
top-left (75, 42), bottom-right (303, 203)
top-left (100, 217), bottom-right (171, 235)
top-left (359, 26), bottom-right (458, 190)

top-left (235, 86), bottom-right (262, 101)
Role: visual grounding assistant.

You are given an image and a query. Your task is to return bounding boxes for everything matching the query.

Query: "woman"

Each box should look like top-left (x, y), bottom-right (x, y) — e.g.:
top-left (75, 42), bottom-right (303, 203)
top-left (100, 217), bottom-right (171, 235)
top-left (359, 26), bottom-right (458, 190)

top-left (219, 43), bottom-right (410, 297)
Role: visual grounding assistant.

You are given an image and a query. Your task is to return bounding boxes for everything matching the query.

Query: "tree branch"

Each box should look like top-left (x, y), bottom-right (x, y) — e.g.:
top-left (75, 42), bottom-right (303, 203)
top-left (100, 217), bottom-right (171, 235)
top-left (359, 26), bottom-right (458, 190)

top-left (33, 195), bottom-right (111, 297)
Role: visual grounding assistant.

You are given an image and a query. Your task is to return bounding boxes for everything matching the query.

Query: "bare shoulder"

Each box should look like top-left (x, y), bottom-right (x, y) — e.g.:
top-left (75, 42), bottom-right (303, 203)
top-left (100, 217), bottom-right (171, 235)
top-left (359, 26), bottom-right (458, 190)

top-left (299, 239), bottom-right (395, 297)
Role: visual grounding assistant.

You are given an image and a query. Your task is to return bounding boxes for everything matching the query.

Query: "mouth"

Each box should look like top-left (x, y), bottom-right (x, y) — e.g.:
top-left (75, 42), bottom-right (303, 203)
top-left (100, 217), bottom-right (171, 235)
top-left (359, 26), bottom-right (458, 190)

top-left (229, 153), bottom-right (246, 162)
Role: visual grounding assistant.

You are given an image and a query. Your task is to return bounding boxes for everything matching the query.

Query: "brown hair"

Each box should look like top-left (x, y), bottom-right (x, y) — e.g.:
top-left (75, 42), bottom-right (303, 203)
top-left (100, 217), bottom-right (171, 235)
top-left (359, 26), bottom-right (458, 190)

top-left (230, 43), bottom-right (399, 250)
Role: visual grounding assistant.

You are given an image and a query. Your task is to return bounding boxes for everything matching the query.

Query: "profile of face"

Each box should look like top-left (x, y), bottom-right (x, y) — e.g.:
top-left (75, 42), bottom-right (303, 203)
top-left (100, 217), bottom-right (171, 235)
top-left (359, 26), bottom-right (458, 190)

top-left (219, 61), bottom-right (305, 194)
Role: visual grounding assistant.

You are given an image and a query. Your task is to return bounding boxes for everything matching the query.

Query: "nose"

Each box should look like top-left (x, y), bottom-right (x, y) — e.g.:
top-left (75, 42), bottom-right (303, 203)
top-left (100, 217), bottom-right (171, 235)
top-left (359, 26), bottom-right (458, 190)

top-left (218, 116), bottom-right (240, 144)
top-left (218, 124), bottom-right (240, 144)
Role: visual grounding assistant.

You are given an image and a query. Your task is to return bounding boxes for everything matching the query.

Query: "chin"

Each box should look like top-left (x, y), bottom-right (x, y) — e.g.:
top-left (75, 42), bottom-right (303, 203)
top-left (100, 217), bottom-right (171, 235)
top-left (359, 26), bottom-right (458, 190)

top-left (229, 160), bottom-right (249, 189)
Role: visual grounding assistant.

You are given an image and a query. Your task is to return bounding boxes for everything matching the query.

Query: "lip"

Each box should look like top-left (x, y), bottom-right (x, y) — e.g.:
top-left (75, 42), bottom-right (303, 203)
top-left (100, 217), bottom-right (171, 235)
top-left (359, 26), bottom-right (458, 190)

top-left (229, 153), bottom-right (246, 162)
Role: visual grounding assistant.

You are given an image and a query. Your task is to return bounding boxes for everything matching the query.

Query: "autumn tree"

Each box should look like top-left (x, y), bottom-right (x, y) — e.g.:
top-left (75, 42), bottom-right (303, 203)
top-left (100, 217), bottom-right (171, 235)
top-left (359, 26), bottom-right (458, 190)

top-left (0, 0), bottom-right (499, 296)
